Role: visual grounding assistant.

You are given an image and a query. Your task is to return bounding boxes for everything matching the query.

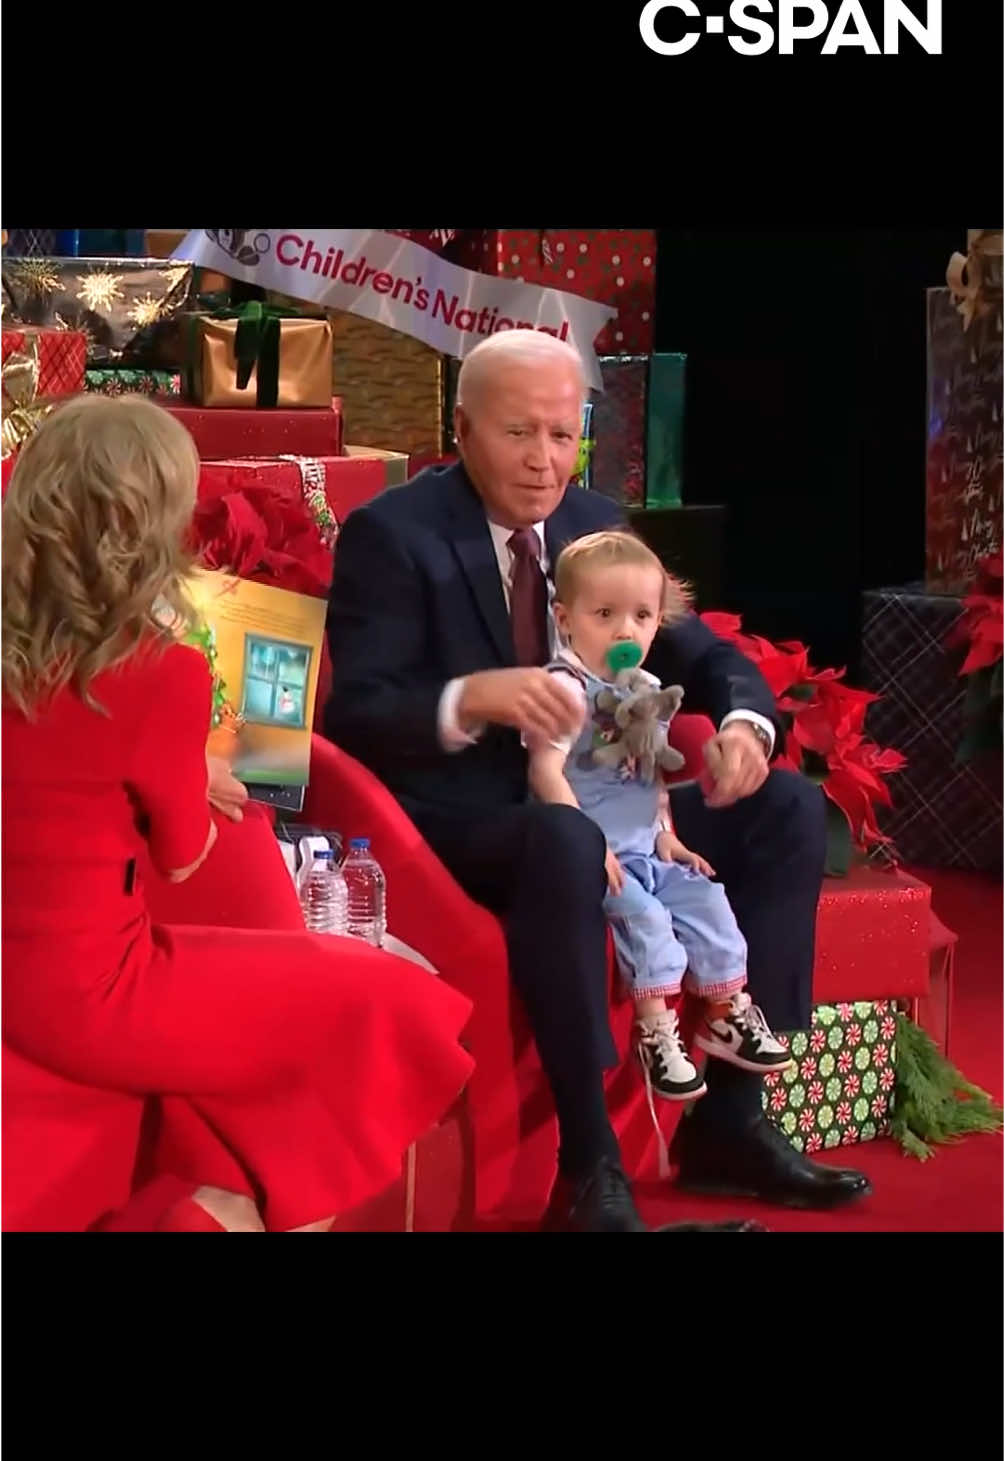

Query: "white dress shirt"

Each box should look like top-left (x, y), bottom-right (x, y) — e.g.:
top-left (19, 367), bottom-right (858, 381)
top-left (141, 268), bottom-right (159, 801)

top-left (436, 515), bottom-right (776, 755)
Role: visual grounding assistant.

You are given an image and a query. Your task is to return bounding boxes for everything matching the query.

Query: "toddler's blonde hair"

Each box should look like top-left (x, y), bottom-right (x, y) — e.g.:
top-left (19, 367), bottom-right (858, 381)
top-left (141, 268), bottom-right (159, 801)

top-left (554, 529), bottom-right (692, 624)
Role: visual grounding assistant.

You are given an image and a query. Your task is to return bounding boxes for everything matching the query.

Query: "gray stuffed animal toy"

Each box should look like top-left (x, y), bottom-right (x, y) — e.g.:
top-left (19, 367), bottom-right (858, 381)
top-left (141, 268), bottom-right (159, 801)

top-left (590, 642), bottom-right (685, 783)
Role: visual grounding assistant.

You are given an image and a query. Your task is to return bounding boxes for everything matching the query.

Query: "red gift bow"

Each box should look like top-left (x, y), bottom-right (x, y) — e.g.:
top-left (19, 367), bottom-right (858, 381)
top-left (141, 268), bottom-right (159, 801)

top-left (945, 553), bottom-right (1004, 676)
top-left (700, 611), bottom-right (906, 852)
top-left (189, 480), bottom-right (334, 599)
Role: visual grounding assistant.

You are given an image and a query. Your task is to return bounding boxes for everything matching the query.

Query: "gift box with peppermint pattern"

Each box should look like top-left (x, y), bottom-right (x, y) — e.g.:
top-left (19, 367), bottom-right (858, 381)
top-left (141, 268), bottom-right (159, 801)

top-left (763, 1000), bottom-right (898, 1154)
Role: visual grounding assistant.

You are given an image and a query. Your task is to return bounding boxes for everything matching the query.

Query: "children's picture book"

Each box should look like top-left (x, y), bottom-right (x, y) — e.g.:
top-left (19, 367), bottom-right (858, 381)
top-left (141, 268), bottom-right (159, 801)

top-left (184, 568), bottom-right (327, 811)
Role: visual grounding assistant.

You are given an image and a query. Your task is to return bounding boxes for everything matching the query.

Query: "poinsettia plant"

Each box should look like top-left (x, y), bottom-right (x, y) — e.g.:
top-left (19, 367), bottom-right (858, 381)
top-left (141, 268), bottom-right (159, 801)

top-left (700, 612), bottom-right (907, 876)
top-left (945, 552), bottom-right (1003, 764)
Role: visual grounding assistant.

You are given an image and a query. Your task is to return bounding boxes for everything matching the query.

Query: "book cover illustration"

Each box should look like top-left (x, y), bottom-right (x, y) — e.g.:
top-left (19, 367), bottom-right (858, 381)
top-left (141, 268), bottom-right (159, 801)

top-left (184, 568), bottom-right (326, 797)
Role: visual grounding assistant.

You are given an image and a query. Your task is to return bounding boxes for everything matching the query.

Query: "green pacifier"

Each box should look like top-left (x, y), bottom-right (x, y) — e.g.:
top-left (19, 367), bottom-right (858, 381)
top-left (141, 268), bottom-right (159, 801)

top-left (605, 642), bottom-right (643, 677)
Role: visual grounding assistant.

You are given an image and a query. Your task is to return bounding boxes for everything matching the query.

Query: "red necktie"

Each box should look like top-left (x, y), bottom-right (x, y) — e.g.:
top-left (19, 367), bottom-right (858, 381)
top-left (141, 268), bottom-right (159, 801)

top-left (508, 528), bottom-right (550, 667)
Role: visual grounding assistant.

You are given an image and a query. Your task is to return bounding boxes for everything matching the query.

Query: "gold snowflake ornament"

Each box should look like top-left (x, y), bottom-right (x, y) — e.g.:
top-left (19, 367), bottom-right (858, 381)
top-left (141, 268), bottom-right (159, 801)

top-left (160, 265), bottom-right (190, 294)
top-left (129, 294), bottom-right (163, 327)
top-left (8, 259), bottom-right (62, 297)
top-left (76, 270), bottom-right (124, 314)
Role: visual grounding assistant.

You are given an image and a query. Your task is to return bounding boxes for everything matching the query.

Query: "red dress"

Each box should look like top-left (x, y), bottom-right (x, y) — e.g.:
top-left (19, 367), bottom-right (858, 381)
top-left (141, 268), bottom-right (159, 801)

top-left (2, 641), bottom-right (473, 1230)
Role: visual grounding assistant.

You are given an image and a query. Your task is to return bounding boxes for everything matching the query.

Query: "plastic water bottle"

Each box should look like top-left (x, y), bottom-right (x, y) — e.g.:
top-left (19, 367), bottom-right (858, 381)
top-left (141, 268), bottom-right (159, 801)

top-left (341, 838), bottom-right (387, 947)
top-left (300, 848), bottom-right (348, 935)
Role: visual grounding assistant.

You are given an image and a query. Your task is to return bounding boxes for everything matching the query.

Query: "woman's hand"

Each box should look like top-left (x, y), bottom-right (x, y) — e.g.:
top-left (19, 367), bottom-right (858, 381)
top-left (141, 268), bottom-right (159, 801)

top-left (206, 754), bottom-right (248, 823)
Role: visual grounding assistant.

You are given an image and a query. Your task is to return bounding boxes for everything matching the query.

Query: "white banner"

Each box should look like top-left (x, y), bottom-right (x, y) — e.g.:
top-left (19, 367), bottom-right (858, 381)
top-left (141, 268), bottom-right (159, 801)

top-left (170, 229), bottom-right (617, 390)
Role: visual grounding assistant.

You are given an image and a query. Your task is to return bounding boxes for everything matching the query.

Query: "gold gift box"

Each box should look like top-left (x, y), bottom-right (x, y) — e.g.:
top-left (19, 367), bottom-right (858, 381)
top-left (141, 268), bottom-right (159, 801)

top-left (344, 443), bottom-right (411, 487)
top-left (328, 312), bottom-right (445, 457)
top-left (187, 315), bottom-right (334, 409)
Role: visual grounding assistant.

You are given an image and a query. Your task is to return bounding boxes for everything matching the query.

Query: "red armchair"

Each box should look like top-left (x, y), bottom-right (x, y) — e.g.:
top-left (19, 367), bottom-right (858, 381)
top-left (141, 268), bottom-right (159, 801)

top-left (303, 714), bottom-right (716, 1226)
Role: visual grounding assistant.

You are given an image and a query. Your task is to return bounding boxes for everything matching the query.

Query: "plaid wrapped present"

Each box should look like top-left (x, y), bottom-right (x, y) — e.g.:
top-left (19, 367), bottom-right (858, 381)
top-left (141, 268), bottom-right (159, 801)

top-left (861, 585), bottom-right (1002, 871)
top-left (2, 327), bottom-right (86, 398)
top-left (589, 355), bottom-right (649, 506)
top-left (764, 1000), bottom-right (897, 1153)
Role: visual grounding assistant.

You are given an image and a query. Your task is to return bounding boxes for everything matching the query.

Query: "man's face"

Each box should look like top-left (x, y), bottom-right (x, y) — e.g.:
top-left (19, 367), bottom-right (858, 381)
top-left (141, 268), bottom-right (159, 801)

top-left (454, 359), bottom-right (583, 529)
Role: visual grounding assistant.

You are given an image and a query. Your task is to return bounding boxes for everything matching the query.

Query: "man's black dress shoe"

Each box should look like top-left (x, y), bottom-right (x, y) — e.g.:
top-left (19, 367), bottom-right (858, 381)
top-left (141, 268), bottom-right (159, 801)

top-left (543, 1157), bottom-right (769, 1232)
top-left (674, 1113), bottom-right (873, 1211)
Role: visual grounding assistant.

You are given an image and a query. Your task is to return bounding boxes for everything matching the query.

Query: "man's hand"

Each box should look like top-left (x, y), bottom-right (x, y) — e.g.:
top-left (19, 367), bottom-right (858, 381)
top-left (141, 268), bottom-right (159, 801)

top-left (655, 830), bottom-right (715, 878)
top-left (458, 668), bottom-right (584, 745)
top-left (701, 721), bottom-right (769, 809)
top-left (206, 754), bottom-right (249, 823)
top-left (604, 845), bottom-right (625, 896)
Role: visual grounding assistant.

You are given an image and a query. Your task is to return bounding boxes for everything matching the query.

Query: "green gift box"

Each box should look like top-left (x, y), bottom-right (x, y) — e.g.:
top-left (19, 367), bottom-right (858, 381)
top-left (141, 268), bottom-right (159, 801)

top-left (645, 352), bottom-right (686, 508)
top-left (764, 999), bottom-right (897, 1153)
top-left (84, 368), bottom-right (181, 398)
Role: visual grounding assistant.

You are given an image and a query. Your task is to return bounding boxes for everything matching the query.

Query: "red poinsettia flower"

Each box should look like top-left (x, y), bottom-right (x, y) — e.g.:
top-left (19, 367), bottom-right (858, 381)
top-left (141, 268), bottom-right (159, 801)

top-left (947, 553), bottom-right (1005, 675)
top-left (700, 610), bottom-right (906, 858)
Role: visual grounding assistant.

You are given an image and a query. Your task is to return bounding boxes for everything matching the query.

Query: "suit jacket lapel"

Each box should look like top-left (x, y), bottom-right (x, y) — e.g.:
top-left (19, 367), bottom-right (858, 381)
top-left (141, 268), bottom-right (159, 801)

top-left (447, 466), bottom-right (515, 665)
top-left (544, 492), bottom-right (583, 582)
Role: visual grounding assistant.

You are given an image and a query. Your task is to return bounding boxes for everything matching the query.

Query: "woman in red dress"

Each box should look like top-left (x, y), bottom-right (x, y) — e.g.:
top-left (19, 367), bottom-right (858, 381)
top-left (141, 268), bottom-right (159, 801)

top-left (2, 395), bottom-right (473, 1232)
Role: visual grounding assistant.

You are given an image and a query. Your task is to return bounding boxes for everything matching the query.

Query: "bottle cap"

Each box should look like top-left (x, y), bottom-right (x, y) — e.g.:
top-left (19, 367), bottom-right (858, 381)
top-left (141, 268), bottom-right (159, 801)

top-left (349, 837), bottom-right (370, 850)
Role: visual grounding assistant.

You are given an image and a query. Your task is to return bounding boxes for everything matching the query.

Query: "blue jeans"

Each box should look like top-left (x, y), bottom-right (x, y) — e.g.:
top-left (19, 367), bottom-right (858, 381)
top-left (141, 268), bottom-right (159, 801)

top-left (603, 853), bottom-right (748, 1001)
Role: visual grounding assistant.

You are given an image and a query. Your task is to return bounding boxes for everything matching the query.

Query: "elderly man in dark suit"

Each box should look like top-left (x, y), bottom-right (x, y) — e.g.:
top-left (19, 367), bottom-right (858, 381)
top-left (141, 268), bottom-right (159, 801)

top-left (325, 330), bottom-right (870, 1232)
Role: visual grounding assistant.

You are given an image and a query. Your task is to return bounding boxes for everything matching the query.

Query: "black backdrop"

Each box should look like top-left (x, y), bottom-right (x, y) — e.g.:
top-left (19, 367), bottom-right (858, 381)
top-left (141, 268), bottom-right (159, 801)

top-left (654, 229), bottom-right (960, 678)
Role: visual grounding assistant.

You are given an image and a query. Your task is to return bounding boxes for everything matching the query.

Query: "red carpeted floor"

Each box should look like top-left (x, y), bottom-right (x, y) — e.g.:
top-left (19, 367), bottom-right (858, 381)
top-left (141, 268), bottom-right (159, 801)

top-left (635, 867), bottom-right (1003, 1233)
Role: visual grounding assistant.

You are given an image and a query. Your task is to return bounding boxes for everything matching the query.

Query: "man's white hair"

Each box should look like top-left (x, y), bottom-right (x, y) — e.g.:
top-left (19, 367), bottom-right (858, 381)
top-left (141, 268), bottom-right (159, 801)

top-left (456, 328), bottom-right (587, 411)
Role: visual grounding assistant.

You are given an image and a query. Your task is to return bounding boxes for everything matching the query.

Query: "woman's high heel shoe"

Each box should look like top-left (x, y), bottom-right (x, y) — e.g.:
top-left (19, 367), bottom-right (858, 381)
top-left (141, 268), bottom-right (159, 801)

top-left (154, 1196), bottom-right (227, 1232)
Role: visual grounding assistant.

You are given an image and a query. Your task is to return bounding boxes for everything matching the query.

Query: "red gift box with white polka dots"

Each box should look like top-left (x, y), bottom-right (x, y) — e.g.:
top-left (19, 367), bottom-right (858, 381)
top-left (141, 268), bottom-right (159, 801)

top-left (449, 230), bottom-right (656, 355)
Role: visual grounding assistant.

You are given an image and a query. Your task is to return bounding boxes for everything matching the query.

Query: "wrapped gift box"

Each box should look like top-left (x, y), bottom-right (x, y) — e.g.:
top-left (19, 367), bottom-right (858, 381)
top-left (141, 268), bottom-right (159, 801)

top-left (861, 585), bottom-right (1002, 871)
top-left (162, 398), bottom-right (343, 461)
top-left (84, 367), bottom-right (180, 397)
top-left (812, 867), bottom-right (931, 1006)
top-left (645, 352), bottom-right (686, 507)
top-left (925, 288), bottom-right (1002, 593)
top-left (184, 311), bottom-right (333, 409)
top-left (449, 229), bottom-right (656, 355)
top-left (588, 355), bottom-right (649, 506)
top-left (344, 443), bottom-right (410, 488)
top-left (2, 256), bottom-right (195, 368)
top-left (764, 1000), bottom-right (897, 1154)
top-left (329, 311), bottom-right (445, 457)
top-left (2, 326), bottom-right (86, 399)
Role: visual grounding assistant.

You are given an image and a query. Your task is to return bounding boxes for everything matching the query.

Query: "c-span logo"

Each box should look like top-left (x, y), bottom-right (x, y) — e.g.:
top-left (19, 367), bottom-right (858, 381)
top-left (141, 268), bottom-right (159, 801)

top-left (638, 0), bottom-right (942, 54)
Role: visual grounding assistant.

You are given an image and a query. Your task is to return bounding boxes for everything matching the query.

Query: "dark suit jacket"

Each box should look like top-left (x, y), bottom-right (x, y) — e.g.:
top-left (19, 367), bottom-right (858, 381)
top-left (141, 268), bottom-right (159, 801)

top-left (325, 461), bottom-right (781, 815)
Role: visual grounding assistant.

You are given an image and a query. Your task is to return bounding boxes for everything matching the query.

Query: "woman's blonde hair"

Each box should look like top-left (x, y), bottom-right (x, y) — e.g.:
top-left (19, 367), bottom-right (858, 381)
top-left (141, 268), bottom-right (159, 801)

top-left (2, 394), bottom-right (200, 716)
top-left (554, 529), bottom-right (692, 624)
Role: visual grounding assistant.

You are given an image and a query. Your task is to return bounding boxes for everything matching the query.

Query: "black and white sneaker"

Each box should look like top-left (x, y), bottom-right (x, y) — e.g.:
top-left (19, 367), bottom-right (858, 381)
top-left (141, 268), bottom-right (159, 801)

top-left (635, 1011), bottom-right (707, 1101)
top-left (695, 992), bottom-right (794, 1074)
